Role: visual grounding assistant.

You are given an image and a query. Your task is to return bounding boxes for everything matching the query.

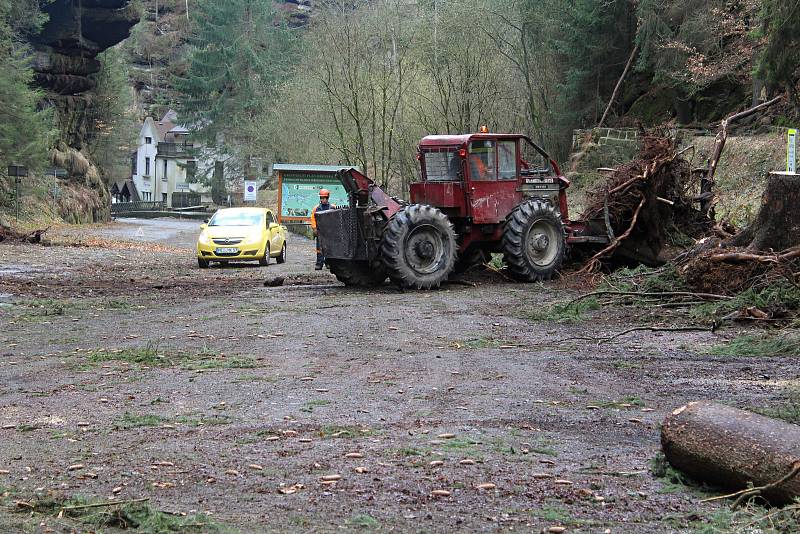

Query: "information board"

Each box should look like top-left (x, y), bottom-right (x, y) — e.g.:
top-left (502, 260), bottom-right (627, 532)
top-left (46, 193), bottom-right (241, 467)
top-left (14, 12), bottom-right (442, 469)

top-left (279, 173), bottom-right (348, 220)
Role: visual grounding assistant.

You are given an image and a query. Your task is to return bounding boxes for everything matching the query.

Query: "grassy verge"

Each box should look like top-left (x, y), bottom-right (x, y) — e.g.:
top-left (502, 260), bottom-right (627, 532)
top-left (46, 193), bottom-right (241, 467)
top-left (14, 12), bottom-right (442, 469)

top-left (113, 412), bottom-right (234, 430)
top-left (709, 331), bottom-right (800, 357)
top-left (77, 344), bottom-right (256, 371)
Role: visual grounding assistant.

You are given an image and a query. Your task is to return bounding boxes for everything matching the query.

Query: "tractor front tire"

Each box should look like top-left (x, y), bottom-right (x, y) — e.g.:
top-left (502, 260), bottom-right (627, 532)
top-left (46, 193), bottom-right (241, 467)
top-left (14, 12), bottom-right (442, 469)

top-left (381, 204), bottom-right (457, 289)
top-left (327, 258), bottom-right (387, 287)
top-left (502, 198), bottom-right (566, 282)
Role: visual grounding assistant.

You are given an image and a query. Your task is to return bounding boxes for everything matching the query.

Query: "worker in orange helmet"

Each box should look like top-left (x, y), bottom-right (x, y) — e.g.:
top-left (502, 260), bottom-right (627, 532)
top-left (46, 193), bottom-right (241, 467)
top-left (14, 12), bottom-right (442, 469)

top-left (310, 188), bottom-right (336, 270)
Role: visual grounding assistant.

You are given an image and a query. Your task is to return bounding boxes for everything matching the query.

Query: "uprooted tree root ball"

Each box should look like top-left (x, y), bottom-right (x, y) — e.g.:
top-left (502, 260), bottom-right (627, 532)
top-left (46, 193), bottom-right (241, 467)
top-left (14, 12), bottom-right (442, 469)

top-left (578, 134), bottom-right (713, 271)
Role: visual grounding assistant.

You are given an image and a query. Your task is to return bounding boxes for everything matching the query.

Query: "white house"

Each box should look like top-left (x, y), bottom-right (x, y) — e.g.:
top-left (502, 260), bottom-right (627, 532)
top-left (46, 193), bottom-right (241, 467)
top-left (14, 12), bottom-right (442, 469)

top-left (130, 110), bottom-right (210, 208)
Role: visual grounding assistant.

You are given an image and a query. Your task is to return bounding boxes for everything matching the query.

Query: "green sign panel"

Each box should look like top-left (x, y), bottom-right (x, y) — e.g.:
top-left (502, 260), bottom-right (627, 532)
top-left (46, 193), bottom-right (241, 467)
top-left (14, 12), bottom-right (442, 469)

top-left (280, 173), bottom-right (348, 219)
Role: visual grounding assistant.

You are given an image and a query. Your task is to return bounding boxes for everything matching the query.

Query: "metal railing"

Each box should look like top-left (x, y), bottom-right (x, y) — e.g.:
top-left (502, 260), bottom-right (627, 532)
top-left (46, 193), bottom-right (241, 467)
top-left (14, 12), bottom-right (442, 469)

top-left (111, 201), bottom-right (165, 213)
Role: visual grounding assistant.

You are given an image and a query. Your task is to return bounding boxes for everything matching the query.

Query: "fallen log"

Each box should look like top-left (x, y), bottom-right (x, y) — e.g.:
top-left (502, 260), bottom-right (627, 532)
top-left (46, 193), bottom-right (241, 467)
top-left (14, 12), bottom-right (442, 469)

top-left (662, 401), bottom-right (800, 505)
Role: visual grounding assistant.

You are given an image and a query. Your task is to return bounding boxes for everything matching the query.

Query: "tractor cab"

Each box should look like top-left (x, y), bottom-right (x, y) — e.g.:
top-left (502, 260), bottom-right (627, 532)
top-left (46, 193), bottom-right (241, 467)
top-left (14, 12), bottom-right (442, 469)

top-left (412, 131), bottom-right (569, 225)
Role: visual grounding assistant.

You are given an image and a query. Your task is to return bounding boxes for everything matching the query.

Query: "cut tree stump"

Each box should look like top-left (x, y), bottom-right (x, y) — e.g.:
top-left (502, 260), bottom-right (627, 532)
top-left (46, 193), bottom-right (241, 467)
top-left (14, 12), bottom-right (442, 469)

top-left (730, 172), bottom-right (800, 251)
top-left (661, 401), bottom-right (800, 504)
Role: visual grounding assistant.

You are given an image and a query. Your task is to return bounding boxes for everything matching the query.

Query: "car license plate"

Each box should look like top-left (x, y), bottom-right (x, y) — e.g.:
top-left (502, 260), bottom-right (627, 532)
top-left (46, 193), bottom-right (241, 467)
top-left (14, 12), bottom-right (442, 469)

top-left (215, 247), bottom-right (239, 254)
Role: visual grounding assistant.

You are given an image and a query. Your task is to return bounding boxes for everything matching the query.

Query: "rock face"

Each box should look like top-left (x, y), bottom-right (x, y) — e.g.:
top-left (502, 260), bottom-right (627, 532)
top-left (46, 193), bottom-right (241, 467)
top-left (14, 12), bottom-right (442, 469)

top-left (30, 0), bottom-right (139, 222)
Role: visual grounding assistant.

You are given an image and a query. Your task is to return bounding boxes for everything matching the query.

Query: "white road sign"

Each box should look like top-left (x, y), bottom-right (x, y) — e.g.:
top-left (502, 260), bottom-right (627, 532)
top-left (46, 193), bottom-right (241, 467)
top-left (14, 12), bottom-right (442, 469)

top-left (244, 181), bottom-right (257, 202)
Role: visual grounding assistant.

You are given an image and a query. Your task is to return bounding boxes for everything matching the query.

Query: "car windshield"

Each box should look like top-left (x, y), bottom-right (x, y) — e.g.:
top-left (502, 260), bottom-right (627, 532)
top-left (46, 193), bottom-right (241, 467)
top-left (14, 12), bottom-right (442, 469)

top-left (209, 211), bottom-right (263, 227)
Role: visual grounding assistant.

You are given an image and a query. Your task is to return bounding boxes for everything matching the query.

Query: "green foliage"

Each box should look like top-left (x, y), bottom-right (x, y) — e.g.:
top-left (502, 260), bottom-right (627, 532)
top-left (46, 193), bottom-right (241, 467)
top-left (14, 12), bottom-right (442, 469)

top-left (650, 452), bottom-right (698, 494)
top-left (709, 332), bottom-right (800, 357)
top-left (87, 47), bottom-right (137, 184)
top-left (3, 488), bottom-right (230, 532)
top-left (525, 297), bottom-right (600, 322)
top-left (174, 0), bottom-right (297, 153)
top-left (757, 0), bottom-right (800, 97)
top-left (348, 514), bottom-right (380, 529)
top-left (601, 264), bottom-right (686, 293)
top-left (81, 344), bottom-right (256, 370)
top-left (754, 388), bottom-right (800, 424)
top-left (691, 280), bottom-right (800, 322)
top-left (0, 0), bottom-right (55, 172)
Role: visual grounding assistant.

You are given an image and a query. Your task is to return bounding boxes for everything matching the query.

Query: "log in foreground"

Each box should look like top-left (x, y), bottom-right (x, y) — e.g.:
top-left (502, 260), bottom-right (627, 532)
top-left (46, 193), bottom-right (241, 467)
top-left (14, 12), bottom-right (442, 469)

top-left (661, 401), bottom-right (800, 504)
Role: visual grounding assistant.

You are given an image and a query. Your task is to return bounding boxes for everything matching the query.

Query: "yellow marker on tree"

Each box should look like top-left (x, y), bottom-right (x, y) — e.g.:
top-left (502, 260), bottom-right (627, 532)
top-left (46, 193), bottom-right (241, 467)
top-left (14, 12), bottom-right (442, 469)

top-left (788, 128), bottom-right (797, 174)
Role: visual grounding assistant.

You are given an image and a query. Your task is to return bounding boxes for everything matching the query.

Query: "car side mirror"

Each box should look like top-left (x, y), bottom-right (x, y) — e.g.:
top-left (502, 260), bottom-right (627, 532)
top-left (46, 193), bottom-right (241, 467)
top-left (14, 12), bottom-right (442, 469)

top-left (269, 223), bottom-right (279, 230)
top-left (200, 223), bottom-right (208, 230)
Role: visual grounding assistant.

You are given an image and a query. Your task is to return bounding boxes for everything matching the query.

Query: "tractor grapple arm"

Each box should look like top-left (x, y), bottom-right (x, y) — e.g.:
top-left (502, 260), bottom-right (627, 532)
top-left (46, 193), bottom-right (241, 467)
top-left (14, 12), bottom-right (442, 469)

top-left (336, 168), bottom-right (404, 220)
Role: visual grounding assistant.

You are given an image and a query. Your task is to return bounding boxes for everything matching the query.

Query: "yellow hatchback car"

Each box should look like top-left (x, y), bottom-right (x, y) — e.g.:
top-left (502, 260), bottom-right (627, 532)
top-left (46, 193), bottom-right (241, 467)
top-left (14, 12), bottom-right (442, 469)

top-left (197, 207), bottom-right (287, 268)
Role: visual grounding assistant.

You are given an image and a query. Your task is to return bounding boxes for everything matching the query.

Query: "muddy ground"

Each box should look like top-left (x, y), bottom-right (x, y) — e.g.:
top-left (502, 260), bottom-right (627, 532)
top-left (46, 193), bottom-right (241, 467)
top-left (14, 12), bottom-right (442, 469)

top-left (0, 218), bottom-right (792, 533)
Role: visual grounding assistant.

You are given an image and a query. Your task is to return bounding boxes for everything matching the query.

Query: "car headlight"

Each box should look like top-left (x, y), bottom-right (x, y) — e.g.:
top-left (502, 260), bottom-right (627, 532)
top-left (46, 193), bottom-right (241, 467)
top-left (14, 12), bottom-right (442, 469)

top-left (198, 232), bottom-right (211, 245)
top-left (247, 230), bottom-right (263, 243)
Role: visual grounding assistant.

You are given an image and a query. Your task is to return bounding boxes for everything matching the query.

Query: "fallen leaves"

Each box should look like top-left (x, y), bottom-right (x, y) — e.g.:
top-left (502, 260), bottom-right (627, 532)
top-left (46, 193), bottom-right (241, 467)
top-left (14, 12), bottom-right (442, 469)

top-left (67, 464), bottom-right (85, 471)
top-left (431, 489), bottom-right (451, 497)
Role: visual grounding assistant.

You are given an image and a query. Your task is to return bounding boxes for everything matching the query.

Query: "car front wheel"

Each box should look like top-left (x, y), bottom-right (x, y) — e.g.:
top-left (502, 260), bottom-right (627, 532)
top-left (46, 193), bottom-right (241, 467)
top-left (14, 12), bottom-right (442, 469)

top-left (198, 257), bottom-right (210, 268)
top-left (259, 244), bottom-right (270, 266)
top-left (276, 242), bottom-right (286, 264)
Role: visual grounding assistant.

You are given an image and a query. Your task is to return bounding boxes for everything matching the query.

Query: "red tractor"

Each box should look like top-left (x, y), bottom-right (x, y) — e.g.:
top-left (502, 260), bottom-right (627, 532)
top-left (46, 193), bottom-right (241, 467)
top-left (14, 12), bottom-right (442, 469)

top-left (315, 131), bottom-right (607, 289)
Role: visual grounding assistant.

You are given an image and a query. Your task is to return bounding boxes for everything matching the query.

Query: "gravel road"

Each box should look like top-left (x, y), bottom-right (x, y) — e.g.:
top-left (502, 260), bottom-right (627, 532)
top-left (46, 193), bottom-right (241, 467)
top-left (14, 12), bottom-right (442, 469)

top-left (0, 218), bottom-right (791, 533)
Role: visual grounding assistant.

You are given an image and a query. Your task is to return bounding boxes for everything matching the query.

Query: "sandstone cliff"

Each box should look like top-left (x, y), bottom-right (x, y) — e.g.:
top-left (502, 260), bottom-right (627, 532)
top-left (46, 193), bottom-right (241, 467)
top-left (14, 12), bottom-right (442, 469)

top-left (31, 0), bottom-right (139, 222)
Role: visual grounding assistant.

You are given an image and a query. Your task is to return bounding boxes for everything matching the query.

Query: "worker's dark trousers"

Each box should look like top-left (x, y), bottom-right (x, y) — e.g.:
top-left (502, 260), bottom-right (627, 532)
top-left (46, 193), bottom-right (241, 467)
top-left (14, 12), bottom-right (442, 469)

top-left (315, 237), bottom-right (325, 269)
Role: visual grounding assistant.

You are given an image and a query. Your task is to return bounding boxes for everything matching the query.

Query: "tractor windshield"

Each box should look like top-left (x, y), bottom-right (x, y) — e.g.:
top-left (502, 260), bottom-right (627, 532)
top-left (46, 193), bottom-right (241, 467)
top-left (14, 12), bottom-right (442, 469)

top-left (423, 149), bottom-right (461, 181)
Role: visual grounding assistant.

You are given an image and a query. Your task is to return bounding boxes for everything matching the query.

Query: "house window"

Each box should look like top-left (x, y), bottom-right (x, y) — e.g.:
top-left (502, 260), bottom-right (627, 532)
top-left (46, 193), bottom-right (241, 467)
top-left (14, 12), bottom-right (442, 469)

top-left (145, 157), bottom-right (150, 176)
top-left (164, 159), bottom-right (168, 177)
top-left (145, 136), bottom-right (152, 144)
top-left (162, 193), bottom-right (167, 203)
top-left (131, 154), bottom-right (137, 175)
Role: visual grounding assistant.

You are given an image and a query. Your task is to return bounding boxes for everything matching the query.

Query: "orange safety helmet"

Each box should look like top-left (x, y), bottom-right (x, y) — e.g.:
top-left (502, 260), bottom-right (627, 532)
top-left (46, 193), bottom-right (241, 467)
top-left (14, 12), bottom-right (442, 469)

top-left (319, 189), bottom-right (330, 198)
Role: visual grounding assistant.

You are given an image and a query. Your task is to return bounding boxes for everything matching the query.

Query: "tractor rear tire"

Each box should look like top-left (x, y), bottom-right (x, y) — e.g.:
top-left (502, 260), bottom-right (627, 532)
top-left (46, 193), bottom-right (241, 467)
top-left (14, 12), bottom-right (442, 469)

top-left (327, 258), bottom-right (387, 287)
top-left (502, 198), bottom-right (566, 282)
top-left (381, 204), bottom-right (457, 289)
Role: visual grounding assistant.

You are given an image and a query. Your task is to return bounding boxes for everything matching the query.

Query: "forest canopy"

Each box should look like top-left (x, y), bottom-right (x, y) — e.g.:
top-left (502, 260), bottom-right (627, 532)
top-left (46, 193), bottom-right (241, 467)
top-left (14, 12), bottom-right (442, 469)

top-left (170, 0), bottom-right (798, 194)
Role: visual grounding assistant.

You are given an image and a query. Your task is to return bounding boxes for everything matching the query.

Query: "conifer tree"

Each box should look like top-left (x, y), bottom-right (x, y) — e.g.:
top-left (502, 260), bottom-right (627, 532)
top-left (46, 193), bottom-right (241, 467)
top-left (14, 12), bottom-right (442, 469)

top-left (174, 0), bottom-right (297, 148)
top-left (0, 0), bottom-right (54, 171)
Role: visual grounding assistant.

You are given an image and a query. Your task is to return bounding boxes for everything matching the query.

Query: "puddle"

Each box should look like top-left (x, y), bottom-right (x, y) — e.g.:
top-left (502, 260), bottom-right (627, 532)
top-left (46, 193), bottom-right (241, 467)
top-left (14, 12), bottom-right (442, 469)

top-left (0, 292), bottom-right (14, 307)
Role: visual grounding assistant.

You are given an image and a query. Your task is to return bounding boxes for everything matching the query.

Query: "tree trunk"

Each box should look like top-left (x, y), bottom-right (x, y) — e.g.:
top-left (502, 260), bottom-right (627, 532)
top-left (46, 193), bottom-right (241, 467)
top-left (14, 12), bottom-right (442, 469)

top-left (661, 401), bottom-right (800, 504)
top-left (729, 172), bottom-right (800, 251)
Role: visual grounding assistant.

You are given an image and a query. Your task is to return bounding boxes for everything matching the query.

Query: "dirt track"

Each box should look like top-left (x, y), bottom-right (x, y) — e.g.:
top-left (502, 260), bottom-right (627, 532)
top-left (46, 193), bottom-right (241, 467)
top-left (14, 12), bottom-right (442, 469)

top-left (0, 218), bottom-right (792, 533)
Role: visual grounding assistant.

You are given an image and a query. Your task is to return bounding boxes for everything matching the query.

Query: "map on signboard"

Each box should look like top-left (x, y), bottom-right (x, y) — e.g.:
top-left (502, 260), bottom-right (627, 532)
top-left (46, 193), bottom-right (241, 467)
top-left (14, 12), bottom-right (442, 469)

top-left (280, 173), bottom-right (348, 219)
